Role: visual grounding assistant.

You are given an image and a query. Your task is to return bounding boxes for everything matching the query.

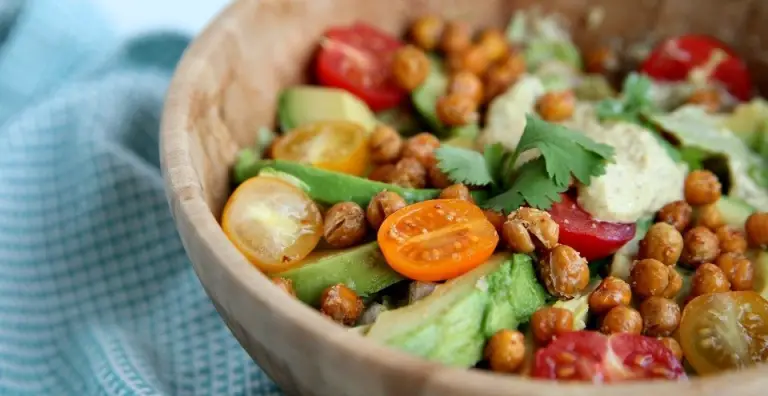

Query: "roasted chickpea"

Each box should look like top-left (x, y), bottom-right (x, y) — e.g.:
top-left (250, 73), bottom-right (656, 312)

top-left (366, 191), bottom-right (407, 229)
top-left (483, 52), bottom-right (525, 103)
top-left (447, 44), bottom-right (490, 75)
top-left (689, 263), bottom-right (731, 297)
top-left (687, 88), bottom-right (721, 113)
top-left (440, 21), bottom-right (472, 54)
top-left (684, 170), bottom-right (722, 206)
top-left (483, 209), bottom-right (506, 235)
top-left (409, 15), bottom-right (444, 51)
top-left (439, 184), bottom-right (474, 202)
top-left (715, 252), bottom-right (754, 291)
top-left (369, 124), bottom-right (403, 164)
top-left (271, 277), bottom-right (296, 297)
top-left (368, 164), bottom-right (394, 183)
top-left (319, 284), bottom-right (364, 326)
top-left (658, 337), bottom-right (684, 361)
top-left (436, 93), bottom-right (478, 126)
top-left (638, 222), bottom-right (683, 266)
top-left (639, 297), bottom-right (681, 337)
top-left (539, 244), bottom-right (590, 299)
top-left (656, 200), bottom-right (693, 232)
top-left (530, 307), bottom-right (574, 345)
top-left (401, 132), bottom-right (440, 167)
top-left (600, 305), bottom-right (643, 335)
top-left (681, 226), bottom-right (720, 267)
top-left (323, 202), bottom-right (367, 248)
top-left (662, 267), bottom-right (683, 299)
top-left (536, 90), bottom-right (575, 122)
top-left (265, 136), bottom-right (282, 159)
top-left (477, 28), bottom-right (509, 62)
top-left (584, 46), bottom-right (619, 75)
top-left (589, 276), bottom-right (632, 314)
top-left (715, 225), bottom-right (748, 254)
top-left (447, 71), bottom-right (484, 105)
top-left (695, 203), bottom-right (724, 230)
top-left (389, 157), bottom-right (427, 189)
top-left (502, 208), bottom-right (559, 253)
top-left (746, 212), bottom-right (768, 248)
top-left (630, 258), bottom-right (673, 299)
top-left (484, 329), bottom-right (526, 373)
top-left (392, 45), bottom-right (431, 91)
top-left (427, 164), bottom-right (452, 189)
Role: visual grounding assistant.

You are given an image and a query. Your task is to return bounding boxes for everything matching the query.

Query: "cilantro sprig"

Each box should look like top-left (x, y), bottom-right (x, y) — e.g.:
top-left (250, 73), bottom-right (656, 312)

top-left (595, 72), bottom-right (654, 124)
top-left (435, 115), bottom-right (614, 213)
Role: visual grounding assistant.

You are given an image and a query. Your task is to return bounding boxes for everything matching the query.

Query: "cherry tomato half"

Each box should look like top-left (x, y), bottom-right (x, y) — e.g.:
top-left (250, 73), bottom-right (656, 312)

top-left (378, 199), bottom-right (499, 281)
top-left (533, 331), bottom-right (686, 382)
top-left (548, 194), bottom-right (636, 261)
top-left (641, 34), bottom-right (752, 101)
top-left (222, 176), bottom-right (323, 273)
top-left (273, 120), bottom-right (370, 176)
top-left (679, 291), bottom-right (768, 375)
top-left (315, 22), bottom-right (406, 111)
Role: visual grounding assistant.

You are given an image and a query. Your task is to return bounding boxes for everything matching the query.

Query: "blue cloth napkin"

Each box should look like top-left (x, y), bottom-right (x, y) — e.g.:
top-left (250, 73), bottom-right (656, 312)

top-left (0, 1), bottom-right (281, 394)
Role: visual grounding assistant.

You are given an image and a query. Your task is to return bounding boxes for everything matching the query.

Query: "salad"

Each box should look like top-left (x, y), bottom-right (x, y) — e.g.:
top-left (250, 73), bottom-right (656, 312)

top-left (222, 9), bottom-right (768, 383)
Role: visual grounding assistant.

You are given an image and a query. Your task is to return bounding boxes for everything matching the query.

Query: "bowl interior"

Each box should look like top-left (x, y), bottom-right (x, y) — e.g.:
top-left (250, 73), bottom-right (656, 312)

top-left (161, 0), bottom-right (768, 395)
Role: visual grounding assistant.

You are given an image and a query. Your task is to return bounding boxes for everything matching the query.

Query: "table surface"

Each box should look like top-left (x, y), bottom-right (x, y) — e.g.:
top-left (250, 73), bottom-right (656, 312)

top-left (91, 0), bottom-right (230, 37)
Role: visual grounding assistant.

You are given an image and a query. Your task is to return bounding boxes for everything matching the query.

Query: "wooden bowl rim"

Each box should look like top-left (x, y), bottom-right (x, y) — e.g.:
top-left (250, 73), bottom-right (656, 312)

top-left (160, 0), bottom-right (768, 394)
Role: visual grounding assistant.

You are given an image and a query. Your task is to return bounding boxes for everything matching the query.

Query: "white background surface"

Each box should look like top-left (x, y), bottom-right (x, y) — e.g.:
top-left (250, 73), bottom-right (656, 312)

top-left (91, 0), bottom-right (230, 37)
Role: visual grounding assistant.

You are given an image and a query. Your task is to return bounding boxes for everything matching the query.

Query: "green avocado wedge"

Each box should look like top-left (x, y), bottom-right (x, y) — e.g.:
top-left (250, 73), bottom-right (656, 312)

top-left (365, 253), bottom-right (548, 368)
top-left (233, 159), bottom-right (488, 207)
top-left (275, 242), bottom-right (403, 307)
top-left (278, 86), bottom-right (377, 133)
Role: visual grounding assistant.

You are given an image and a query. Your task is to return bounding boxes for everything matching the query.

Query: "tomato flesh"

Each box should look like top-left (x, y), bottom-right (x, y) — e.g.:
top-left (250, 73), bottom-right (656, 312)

top-left (533, 331), bottom-right (686, 382)
top-left (315, 22), bottom-right (406, 111)
top-left (378, 199), bottom-right (499, 281)
top-left (548, 194), bottom-right (636, 261)
top-left (221, 176), bottom-right (324, 273)
top-left (641, 34), bottom-right (752, 101)
top-left (273, 120), bottom-right (369, 176)
top-left (679, 291), bottom-right (768, 375)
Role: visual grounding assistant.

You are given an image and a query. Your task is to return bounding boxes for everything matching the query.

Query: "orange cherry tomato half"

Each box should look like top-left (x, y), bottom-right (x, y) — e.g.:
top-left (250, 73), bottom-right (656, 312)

top-left (221, 175), bottom-right (323, 273)
top-left (377, 199), bottom-right (499, 281)
top-left (273, 120), bottom-right (369, 176)
top-left (679, 291), bottom-right (768, 375)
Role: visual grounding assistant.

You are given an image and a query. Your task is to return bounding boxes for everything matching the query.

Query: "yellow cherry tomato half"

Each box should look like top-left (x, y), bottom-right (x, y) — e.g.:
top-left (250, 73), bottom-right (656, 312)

top-left (221, 175), bottom-right (323, 273)
top-left (679, 291), bottom-right (768, 375)
top-left (273, 120), bottom-right (369, 176)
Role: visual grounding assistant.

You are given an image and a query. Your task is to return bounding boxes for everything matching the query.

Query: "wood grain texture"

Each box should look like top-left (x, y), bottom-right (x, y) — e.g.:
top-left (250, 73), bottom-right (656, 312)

top-left (160, 0), bottom-right (768, 394)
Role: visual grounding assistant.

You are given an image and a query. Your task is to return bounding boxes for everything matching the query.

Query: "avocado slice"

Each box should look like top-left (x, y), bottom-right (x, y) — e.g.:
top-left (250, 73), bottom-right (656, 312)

top-left (715, 196), bottom-right (756, 230)
top-left (275, 242), bottom-right (403, 306)
top-left (278, 86), bottom-right (377, 132)
top-left (552, 278), bottom-right (601, 330)
top-left (366, 254), bottom-right (549, 368)
top-left (609, 216), bottom-right (653, 280)
top-left (375, 104), bottom-right (423, 136)
top-left (233, 159), bottom-right (488, 207)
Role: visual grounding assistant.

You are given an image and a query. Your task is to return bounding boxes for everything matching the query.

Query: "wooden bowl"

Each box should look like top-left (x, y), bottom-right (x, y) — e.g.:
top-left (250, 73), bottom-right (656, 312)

top-left (160, 0), bottom-right (768, 395)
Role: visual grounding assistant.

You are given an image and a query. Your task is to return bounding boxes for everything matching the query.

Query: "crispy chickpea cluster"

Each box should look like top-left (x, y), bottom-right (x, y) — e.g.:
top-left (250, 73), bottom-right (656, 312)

top-left (638, 222), bottom-right (683, 266)
top-left (484, 329), bottom-right (526, 373)
top-left (639, 297), bottom-right (681, 337)
top-left (656, 200), bottom-right (693, 232)
top-left (319, 284), bottom-right (364, 326)
top-left (366, 191), bottom-right (407, 230)
top-left (539, 244), bottom-right (590, 299)
top-left (630, 259), bottom-right (682, 300)
top-left (323, 202), bottom-right (367, 248)
top-left (746, 212), bottom-right (768, 248)
top-left (369, 125), bottom-right (403, 164)
top-left (502, 208), bottom-right (559, 253)
top-left (536, 90), bottom-right (576, 122)
top-left (530, 307), bottom-right (574, 345)
top-left (588, 276), bottom-right (632, 315)
top-left (684, 170), bottom-right (722, 206)
top-left (439, 184), bottom-right (474, 202)
top-left (689, 263), bottom-right (731, 298)
top-left (600, 305), bottom-right (643, 335)
top-left (392, 45), bottom-right (431, 91)
top-left (715, 252), bottom-right (754, 291)
top-left (389, 157), bottom-right (427, 189)
top-left (681, 226), bottom-right (720, 267)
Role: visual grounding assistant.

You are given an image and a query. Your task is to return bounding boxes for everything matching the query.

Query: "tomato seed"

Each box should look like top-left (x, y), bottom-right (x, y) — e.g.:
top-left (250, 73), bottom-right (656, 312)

top-left (557, 352), bottom-right (576, 363)
top-left (556, 366), bottom-right (575, 378)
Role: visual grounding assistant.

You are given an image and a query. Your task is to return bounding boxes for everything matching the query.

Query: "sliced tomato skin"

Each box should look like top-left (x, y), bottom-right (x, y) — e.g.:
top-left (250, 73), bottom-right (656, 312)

top-left (533, 331), bottom-right (686, 382)
top-left (548, 194), bottom-right (636, 261)
top-left (641, 34), bottom-right (752, 101)
top-left (315, 22), bottom-right (406, 111)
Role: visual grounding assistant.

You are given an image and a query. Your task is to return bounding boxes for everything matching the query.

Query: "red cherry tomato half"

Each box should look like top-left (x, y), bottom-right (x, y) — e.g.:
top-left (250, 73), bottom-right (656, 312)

top-left (315, 22), bottom-right (406, 111)
top-left (641, 34), bottom-right (752, 101)
top-left (548, 194), bottom-right (636, 261)
top-left (533, 331), bottom-right (686, 382)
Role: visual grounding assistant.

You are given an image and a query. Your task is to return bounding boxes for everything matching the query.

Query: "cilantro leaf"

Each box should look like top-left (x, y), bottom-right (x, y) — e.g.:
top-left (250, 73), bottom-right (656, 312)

top-left (514, 115), bottom-right (614, 186)
top-left (483, 158), bottom-right (566, 212)
top-left (596, 72), bottom-right (654, 124)
top-left (483, 143), bottom-right (506, 185)
top-left (435, 146), bottom-right (494, 186)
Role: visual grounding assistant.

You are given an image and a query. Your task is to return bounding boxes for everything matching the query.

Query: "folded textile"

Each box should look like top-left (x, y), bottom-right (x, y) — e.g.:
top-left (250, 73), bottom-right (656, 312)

top-left (0, 1), bottom-right (281, 395)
